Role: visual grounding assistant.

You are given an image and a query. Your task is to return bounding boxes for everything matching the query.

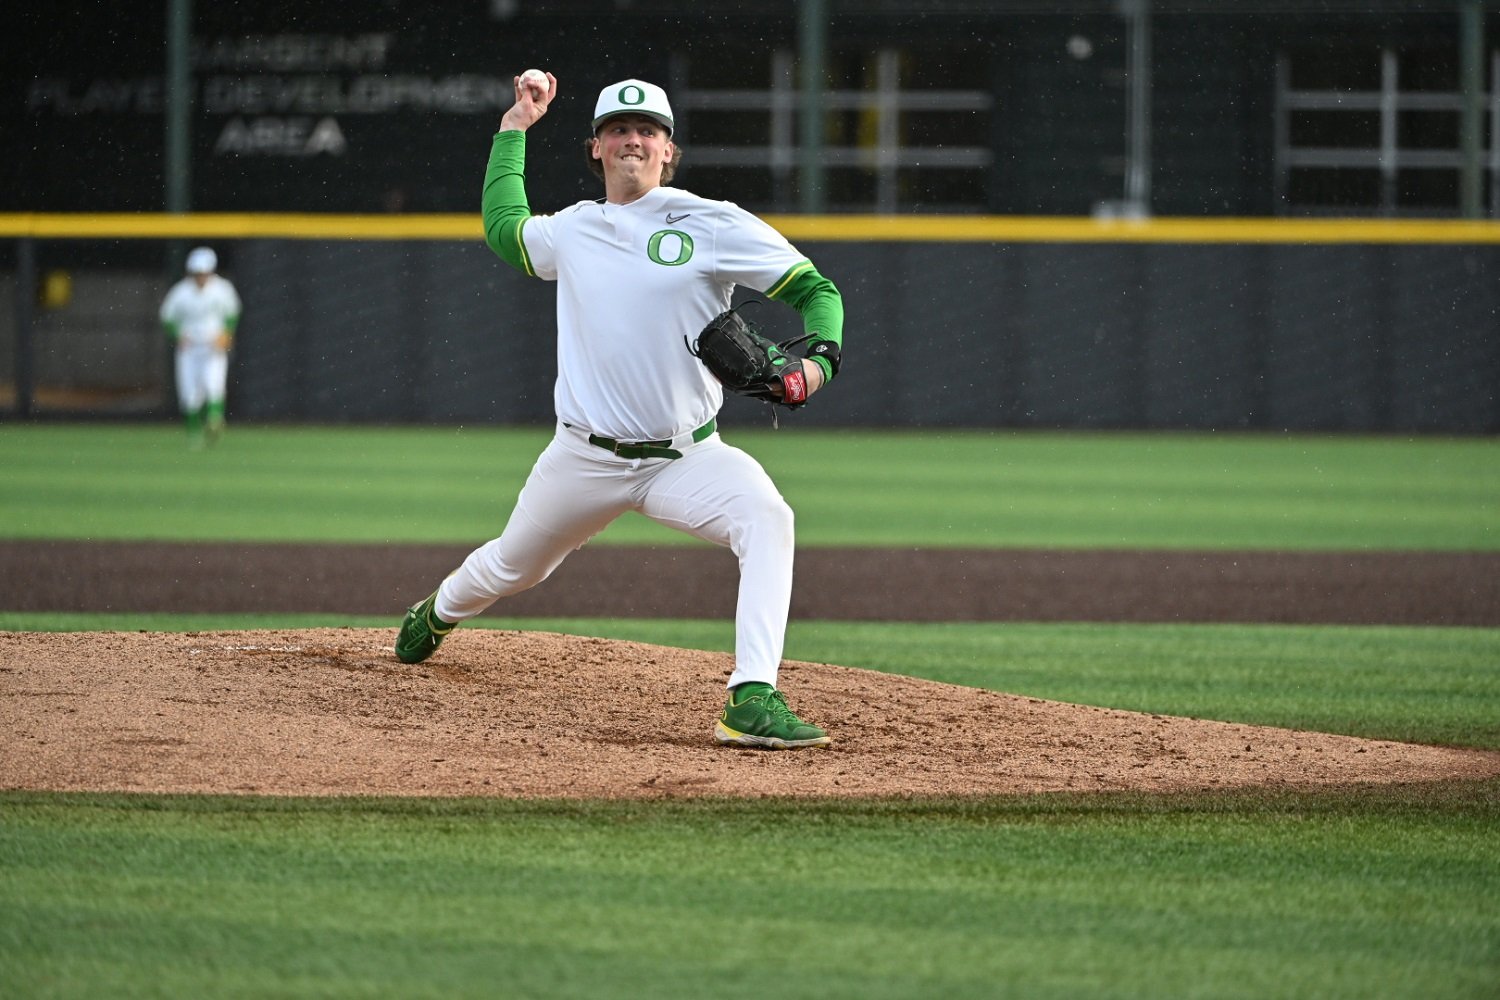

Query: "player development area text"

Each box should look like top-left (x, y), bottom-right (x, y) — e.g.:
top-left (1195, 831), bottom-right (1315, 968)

top-left (28, 75), bottom-right (512, 117)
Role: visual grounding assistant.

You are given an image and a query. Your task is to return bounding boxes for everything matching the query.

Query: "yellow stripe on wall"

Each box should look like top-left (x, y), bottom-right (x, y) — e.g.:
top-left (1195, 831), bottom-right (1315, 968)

top-left (762, 215), bottom-right (1500, 244)
top-left (1, 213), bottom-right (1499, 244)
top-left (0, 213), bottom-right (481, 240)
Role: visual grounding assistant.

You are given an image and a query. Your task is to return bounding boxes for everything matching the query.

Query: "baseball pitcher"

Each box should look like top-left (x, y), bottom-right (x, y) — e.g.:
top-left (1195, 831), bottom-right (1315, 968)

top-left (395, 72), bottom-right (846, 749)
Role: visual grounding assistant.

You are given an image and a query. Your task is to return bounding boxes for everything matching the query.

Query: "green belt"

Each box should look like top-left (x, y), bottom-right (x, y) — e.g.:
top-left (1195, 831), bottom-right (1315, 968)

top-left (583, 417), bottom-right (716, 460)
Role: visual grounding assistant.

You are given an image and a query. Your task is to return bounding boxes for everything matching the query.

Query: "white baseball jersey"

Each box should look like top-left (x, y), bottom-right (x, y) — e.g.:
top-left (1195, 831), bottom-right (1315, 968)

top-left (520, 186), bottom-right (808, 442)
top-left (435, 133), bottom-right (842, 693)
top-left (159, 275), bottom-right (241, 347)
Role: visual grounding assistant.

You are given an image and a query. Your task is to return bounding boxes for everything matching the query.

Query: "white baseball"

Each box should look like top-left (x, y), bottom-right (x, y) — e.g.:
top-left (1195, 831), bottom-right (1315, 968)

top-left (519, 69), bottom-right (548, 93)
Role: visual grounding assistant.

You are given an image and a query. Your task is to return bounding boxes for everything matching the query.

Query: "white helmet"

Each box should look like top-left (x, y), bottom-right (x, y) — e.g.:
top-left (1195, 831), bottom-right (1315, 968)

top-left (591, 79), bottom-right (674, 136)
top-left (185, 246), bottom-right (218, 274)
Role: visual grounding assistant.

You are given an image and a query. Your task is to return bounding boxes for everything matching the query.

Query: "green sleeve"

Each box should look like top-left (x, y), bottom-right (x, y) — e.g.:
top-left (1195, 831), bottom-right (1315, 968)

top-left (162, 321), bottom-right (180, 340)
top-left (224, 315), bottom-right (240, 333)
top-left (766, 263), bottom-right (844, 382)
top-left (482, 131), bottom-right (536, 275)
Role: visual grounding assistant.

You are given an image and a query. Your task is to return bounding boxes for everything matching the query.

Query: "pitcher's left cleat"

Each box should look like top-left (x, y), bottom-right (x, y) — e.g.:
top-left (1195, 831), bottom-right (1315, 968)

top-left (714, 683), bottom-right (831, 749)
top-left (395, 589), bottom-right (455, 664)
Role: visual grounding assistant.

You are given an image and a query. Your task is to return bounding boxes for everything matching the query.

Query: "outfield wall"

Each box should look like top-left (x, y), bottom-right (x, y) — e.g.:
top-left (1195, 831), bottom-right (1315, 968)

top-left (3, 217), bottom-right (1497, 431)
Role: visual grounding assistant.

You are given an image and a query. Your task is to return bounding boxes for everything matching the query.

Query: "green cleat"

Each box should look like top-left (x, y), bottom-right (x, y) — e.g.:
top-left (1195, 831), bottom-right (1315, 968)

top-left (395, 590), bottom-right (455, 664)
top-left (714, 683), bottom-right (832, 749)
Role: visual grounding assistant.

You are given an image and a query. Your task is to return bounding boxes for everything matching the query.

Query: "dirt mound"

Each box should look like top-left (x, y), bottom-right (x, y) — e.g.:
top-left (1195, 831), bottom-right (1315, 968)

top-left (5, 629), bottom-right (1496, 799)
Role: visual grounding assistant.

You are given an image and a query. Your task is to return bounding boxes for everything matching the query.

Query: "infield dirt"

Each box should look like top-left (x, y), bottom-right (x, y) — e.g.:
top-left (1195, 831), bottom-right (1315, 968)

top-left (3, 542), bottom-right (1498, 799)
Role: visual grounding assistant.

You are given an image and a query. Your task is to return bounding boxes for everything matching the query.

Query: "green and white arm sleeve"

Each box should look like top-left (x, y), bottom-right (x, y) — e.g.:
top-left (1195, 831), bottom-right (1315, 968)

top-left (482, 131), bottom-right (535, 275)
top-left (767, 263), bottom-right (844, 382)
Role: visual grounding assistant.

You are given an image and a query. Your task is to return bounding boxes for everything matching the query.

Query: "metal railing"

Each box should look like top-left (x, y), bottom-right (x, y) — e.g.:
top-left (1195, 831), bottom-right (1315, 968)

top-left (669, 49), bottom-right (992, 214)
top-left (1274, 49), bottom-right (1499, 216)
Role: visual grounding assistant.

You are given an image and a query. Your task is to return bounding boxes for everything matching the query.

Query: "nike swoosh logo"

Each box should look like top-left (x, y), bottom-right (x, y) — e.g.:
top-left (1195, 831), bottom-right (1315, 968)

top-left (665, 212), bottom-right (691, 224)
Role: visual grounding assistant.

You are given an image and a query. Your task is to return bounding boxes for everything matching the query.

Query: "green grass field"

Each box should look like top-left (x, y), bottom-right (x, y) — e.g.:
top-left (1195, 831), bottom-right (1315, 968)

top-left (2, 423), bottom-right (1496, 548)
top-left (4, 786), bottom-right (1497, 1000)
top-left (2, 423), bottom-right (1498, 998)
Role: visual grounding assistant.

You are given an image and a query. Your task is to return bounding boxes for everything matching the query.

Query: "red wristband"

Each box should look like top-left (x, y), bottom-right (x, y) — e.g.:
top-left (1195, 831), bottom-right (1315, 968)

top-left (781, 369), bottom-right (808, 404)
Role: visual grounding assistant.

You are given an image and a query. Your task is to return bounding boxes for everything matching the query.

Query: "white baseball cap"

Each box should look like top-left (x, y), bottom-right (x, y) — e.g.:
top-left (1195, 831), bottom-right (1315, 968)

top-left (592, 79), bottom-right (674, 136)
top-left (185, 246), bottom-right (218, 274)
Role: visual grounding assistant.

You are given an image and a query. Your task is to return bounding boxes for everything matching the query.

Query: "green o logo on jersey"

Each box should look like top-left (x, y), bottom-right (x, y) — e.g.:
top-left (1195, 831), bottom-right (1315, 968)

top-left (619, 85), bottom-right (646, 106)
top-left (647, 229), bottom-right (694, 266)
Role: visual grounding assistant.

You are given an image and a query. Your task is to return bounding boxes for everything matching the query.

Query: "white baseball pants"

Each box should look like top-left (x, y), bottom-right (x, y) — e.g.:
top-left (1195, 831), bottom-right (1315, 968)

top-left (175, 344), bottom-right (229, 413)
top-left (435, 422), bottom-right (795, 689)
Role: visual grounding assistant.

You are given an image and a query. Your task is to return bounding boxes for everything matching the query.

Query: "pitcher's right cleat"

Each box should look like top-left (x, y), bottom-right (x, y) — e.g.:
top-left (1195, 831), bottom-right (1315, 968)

top-left (714, 683), bottom-right (832, 749)
top-left (395, 589), bottom-right (455, 664)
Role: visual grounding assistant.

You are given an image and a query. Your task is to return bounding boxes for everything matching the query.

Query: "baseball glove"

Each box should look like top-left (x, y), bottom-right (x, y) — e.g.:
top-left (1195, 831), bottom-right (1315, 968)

top-left (686, 304), bottom-right (812, 407)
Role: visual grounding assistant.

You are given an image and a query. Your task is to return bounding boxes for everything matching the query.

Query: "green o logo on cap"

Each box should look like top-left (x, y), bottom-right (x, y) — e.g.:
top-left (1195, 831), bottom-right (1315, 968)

top-left (618, 85), bottom-right (646, 106)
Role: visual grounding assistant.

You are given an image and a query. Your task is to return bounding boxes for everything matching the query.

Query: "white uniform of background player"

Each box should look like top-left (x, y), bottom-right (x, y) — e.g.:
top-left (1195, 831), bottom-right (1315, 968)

top-left (396, 73), bottom-right (846, 748)
top-left (159, 246), bottom-right (241, 446)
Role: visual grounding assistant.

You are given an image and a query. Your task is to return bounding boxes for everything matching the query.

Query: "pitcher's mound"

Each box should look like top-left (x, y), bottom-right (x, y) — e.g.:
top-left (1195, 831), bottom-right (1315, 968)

top-left (4, 629), bottom-right (1497, 798)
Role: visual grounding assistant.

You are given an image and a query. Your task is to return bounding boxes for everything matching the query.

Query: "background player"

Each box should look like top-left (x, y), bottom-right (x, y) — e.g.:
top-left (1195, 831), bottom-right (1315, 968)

top-left (159, 246), bottom-right (241, 448)
top-left (395, 71), bottom-right (846, 749)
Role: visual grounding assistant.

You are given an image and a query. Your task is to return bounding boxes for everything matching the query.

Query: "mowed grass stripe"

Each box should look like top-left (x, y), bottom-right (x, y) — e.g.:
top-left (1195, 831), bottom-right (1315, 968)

top-left (2, 787), bottom-right (1497, 999)
top-left (1, 424), bottom-right (1495, 548)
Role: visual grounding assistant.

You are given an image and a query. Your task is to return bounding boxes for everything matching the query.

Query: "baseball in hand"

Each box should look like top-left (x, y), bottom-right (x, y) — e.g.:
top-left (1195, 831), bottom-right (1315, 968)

top-left (519, 69), bottom-right (548, 94)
